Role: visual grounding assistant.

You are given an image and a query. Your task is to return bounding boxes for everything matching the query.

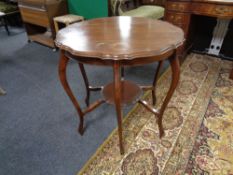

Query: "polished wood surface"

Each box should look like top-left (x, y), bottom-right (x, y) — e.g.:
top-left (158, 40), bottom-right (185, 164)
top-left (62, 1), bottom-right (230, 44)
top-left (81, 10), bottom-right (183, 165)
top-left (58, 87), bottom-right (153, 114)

top-left (102, 80), bottom-right (142, 105)
top-left (165, 0), bottom-right (233, 56)
top-left (55, 17), bottom-right (184, 60)
top-left (18, 0), bottom-right (67, 48)
top-left (19, 7), bottom-right (49, 27)
top-left (56, 17), bottom-right (184, 154)
top-left (192, 2), bottom-right (233, 18)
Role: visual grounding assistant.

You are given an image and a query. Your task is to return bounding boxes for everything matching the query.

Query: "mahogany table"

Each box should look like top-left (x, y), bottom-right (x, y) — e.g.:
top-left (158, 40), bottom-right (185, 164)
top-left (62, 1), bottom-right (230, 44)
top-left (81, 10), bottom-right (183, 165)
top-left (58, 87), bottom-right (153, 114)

top-left (55, 17), bottom-right (184, 154)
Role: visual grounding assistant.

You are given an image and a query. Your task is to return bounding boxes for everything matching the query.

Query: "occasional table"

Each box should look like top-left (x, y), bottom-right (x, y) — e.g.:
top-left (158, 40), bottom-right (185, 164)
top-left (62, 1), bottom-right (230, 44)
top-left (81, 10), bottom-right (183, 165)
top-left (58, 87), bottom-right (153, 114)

top-left (55, 17), bottom-right (184, 154)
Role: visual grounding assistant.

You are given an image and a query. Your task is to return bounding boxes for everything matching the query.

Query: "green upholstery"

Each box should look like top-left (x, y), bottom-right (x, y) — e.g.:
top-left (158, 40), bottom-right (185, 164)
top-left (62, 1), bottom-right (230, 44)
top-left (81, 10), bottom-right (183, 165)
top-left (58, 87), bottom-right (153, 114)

top-left (0, 1), bottom-right (18, 13)
top-left (121, 5), bottom-right (164, 19)
top-left (110, 0), bottom-right (119, 16)
top-left (110, 0), bottom-right (164, 19)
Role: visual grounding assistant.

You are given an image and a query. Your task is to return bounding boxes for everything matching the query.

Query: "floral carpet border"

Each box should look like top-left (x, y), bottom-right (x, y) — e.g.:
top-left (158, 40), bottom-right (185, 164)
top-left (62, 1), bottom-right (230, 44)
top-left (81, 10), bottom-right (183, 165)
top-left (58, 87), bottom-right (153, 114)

top-left (162, 54), bottom-right (221, 174)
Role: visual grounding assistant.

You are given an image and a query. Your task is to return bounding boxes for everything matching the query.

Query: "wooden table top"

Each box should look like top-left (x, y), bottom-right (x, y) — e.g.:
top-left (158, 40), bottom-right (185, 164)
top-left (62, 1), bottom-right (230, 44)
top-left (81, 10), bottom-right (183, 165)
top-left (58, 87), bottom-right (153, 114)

top-left (55, 17), bottom-right (184, 60)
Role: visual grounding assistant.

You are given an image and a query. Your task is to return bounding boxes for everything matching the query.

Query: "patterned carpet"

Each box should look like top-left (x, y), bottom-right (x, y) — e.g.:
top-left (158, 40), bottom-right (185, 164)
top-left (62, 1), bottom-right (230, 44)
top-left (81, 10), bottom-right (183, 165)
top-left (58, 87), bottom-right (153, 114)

top-left (185, 59), bottom-right (233, 174)
top-left (78, 54), bottom-right (233, 175)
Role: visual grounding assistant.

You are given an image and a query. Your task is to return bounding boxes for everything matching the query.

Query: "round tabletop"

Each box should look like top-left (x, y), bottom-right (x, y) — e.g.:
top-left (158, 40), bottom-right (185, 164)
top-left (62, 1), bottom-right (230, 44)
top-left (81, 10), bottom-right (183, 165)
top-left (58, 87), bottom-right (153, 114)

top-left (55, 17), bottom-right (184, 60)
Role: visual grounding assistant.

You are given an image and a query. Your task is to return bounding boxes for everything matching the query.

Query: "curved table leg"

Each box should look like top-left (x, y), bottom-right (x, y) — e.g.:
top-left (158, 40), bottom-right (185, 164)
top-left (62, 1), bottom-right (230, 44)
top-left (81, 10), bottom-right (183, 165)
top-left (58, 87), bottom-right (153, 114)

top-left (158, 53), bottom-right (180, 138)
top-left (58, 51), bottom-right (85, 135)
top-left (113, 61), bottom-right (124, 154)
top-left (152, 61), bottom-right (163, 106)
top-left (79, 63), bottom-right (90, 107)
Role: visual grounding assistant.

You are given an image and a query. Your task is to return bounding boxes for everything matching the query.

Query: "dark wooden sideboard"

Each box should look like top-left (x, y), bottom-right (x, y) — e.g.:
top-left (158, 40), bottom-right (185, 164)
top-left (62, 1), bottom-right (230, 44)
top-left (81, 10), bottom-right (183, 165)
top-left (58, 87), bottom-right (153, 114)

top-left (165, 0), bottom-right (233, 57)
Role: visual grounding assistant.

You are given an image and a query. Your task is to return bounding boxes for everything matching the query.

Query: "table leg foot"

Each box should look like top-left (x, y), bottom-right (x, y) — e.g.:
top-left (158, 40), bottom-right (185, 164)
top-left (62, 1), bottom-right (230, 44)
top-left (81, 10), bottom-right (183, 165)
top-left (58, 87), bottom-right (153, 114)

top-left (78, 116), bottom-right (84, 135)
top-left (85, 99), bottom-right (90, 107)
top-left (230, 68), bottom-right (233, 80)
top-left (158, 117), bottom-right (165, 138)
top-left (2, 17), bottom-right (10, 35)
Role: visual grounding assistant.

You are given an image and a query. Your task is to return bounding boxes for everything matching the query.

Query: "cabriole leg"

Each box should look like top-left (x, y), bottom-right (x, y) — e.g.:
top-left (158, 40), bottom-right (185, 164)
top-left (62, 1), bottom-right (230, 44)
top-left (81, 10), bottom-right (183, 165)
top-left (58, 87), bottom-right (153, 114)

top-left (58, 50), bottom-right (85, 135)
top-left (157, 53), bottom-right (180, 138)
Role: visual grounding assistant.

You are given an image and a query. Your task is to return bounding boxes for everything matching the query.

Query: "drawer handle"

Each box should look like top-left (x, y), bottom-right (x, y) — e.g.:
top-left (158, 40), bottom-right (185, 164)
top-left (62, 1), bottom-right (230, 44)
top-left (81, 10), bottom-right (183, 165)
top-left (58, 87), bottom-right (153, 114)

top-left (170, 3), bottom-right (186, 11)
top-left (215, 6), bottom-right (230, 15)
top-left (171, 4), bottom-right (177, 9)
top-left (175, 16), bottom-right (181, 22)
top-left (169, 15), bottom-right (182, 22)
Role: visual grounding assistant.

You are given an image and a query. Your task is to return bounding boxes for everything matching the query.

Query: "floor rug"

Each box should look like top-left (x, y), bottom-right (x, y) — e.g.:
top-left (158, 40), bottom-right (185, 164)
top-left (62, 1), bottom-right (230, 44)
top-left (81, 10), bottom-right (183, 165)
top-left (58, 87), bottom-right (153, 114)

top-left (78, 54), bottom-right (232, 175)
top-left (184, 57), bottom-right (233, 174)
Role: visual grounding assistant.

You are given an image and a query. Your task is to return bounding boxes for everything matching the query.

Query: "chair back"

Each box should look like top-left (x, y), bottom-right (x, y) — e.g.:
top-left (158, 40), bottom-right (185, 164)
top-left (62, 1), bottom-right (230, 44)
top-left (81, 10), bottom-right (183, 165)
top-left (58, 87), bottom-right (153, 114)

top-left (109, 0), bottom-right (165, 17)
top-left (109, 0), bottom-right (124, 16)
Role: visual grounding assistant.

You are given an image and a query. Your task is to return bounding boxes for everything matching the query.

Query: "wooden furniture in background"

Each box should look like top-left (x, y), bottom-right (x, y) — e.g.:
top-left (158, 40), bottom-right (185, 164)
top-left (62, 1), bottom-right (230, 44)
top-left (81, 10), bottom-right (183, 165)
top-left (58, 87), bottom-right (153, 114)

top-left (53, 14), bottom-right (84, 34)
top-left (0, 11), bottom-right (9, 35)
top-left (165, 0), bottom-right (233, 57)
top-left (0, 1), bottom-right (19, 35)
top-left (55, 17), bottom-right (184, 154)
top-left (18, 0), bottom-right (67, 48)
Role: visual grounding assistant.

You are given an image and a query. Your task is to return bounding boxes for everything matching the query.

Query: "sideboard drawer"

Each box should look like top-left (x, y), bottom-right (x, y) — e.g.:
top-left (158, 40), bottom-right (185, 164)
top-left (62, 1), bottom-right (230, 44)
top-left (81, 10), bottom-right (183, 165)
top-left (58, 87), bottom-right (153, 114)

top-left (19, 6), bottom-right (50, 27)
top-left (166, 12), bottom-right (189, 24)
top-left (192, 2), bottom-right (233, 18)
top-left (175, 23), bottom-right (189, 36)
top-left (166, 1), bottom-right (190, 12)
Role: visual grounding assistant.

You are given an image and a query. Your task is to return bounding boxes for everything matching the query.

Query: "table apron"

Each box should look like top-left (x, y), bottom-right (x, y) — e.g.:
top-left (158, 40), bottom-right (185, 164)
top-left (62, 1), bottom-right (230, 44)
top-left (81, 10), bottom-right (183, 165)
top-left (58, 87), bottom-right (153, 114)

top-left (64, 50), bottom-right (175, 67)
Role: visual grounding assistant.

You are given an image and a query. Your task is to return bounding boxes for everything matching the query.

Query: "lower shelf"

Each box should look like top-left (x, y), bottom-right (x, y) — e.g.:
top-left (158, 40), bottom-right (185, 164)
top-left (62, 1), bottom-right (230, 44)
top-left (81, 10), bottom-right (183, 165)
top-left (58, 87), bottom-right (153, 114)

top-left (29, 31), bottom-right (55, 48)
top-left (102, 80), bottom-right (142, 105)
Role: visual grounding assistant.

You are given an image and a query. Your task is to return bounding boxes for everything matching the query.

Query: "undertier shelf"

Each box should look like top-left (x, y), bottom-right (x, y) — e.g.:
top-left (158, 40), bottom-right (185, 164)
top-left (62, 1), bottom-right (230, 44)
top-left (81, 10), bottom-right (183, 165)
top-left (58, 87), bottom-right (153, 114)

top-left (102, 80), bottom-right (142, 105)
top-left (29, 31), bottom-right (55, 48)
